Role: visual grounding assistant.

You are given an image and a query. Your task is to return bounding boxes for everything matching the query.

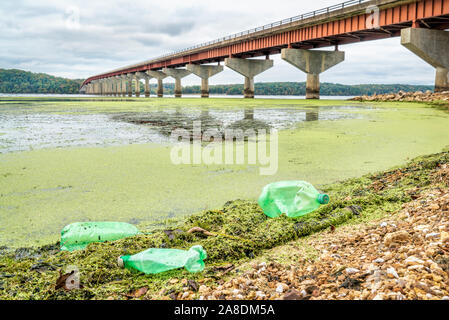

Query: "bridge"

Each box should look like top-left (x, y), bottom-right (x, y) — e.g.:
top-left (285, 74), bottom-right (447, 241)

top-left (81, 0), bottom-right (449, 99)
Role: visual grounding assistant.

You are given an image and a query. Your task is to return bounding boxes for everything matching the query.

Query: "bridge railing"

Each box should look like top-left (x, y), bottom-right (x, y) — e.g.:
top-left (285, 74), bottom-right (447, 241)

top-left (154, 0), bottom-right (370, 60)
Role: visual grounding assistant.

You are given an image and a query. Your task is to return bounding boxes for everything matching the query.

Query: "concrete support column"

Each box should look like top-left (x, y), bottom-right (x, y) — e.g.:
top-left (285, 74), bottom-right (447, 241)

top-left (126, 74), bottom-right (133, 97)
top-left (224, 58), bottom-right (274, 98)
top-left (99, 80), bottom-right (104, 95)
top-left (104, 80), bottom-right (109, 96)
top-left (147, 71), bottom-right (168, 98)
top-left (134, 75), bottom-right (141, 97)
top-left (115, 77), bottom-right (121, 96)
top-left (112, 80), bottom-right (116, 96)
top-left (436, 67), bottom-right (449, 92)
top-left (186, 64), bottom-right (223, 97)
top-left (157, 79), bottom-right (163, 97)
top-left (144, 77), bottom-right (150, 97)
top-left (401, 28), bottom-right (449, 92)
top-left (306, 74), bottom-right (320, 99)
top-left (136, 72), bottom-right (150, 98)
top-left (201, 78), bottom-right (209, 97)
top-left (108, 80), bottom-right (113, 96)
top-left (113, 79), bottom-right (118, 96)
top-left (281, 48), bottom-right (345, 99)
top-left (94, 81), bottom-right (99, 95)
top-left (120, 76), bottom-right (127, 97)
top-left (162, 68), bottom-right (191, 98)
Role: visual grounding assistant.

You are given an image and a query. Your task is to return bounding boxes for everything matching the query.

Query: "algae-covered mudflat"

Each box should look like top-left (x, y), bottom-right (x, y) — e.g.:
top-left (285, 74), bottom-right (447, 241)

top-left (1, 97), bottom-right (449, 248)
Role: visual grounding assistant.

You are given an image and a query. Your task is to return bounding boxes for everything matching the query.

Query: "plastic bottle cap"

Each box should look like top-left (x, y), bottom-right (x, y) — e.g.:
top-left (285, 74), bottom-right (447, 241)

top-left (318, 194), bottom-right (330, 204)
top-left (117, 256), bottom-right (124, 268)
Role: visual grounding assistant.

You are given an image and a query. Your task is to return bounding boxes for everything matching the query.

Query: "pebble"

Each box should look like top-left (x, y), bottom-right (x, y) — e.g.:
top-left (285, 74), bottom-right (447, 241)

top-left (373, 258), bottom-right (385, 264)
top-left (425, 232), bottom-right (440, 239)
top-left (386, 267), bottom-right (399, 279)
top-left (440, 231), bottom-right (449, 242)
top-left (275, 283), bottom-right (288, 294)
top-left (405, 256), bottom-right (425, 266)
top-left (345, 268), bottom-right (360, 274)
top-left (384, 230), bottom-right (410, 246)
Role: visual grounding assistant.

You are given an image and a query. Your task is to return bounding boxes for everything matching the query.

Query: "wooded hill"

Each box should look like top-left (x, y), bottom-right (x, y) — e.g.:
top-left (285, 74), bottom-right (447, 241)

top-left (0, 68), bottom-right (433, 96)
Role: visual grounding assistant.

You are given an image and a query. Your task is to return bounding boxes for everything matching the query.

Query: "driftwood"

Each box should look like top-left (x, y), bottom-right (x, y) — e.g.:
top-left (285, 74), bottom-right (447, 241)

top-left (187, 227), bottom-right (215, 237)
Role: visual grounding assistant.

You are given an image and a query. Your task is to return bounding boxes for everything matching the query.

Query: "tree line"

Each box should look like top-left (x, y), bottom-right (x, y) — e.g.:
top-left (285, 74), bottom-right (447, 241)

top-left (1, 68), bottom-right (433, 96)
top-left (0, 69), bottom-right (83, 94)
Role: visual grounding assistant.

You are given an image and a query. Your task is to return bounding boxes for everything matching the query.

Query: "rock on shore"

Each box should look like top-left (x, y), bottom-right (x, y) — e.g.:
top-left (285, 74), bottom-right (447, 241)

top-left (351, 90), bottom-right (449, 102)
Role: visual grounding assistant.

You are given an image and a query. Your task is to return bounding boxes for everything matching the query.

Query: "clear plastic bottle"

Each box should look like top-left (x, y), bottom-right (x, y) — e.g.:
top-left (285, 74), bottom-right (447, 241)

top-left (258, 181), bottom-right (329, 218)
top-left (60, 222), bottom-right (140, 251)
top-left (117, 245), bottom-right (207, 274)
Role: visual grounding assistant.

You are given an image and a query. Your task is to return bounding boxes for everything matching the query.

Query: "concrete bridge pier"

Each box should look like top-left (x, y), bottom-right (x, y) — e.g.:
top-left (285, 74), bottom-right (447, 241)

top-left (162, 68), bottom-right (191, 97)
top-left (97, 80), bottom-right (102, 95)
top-left (91, 81), bottom-right (96, 95)
top-left (106, 79), bottom-right (111, 96)
top-left (126, 74), bottom-right (134, 97)
top-left (401, 28), bottom-right (449, 92)
top-left (120, 76), bottom-right (128, 97)
top-left (115, 76), bottom-right (121, 97)
top-left (281, 48), bottom-right (345, 99)
top-left (109, 79), bottom-right (115, 96)
top-left (147, 71), bottom-right (168, 97)
top-left (136, 72), bottom-right (150, 97)
top-left (100, 80), bottom-right (105, 95)
top-left (116, 79), bottom-right (120, 97)
top-left (224, 58), bottom-right (274, 98)
top-left (144, 77), bottom-right (150, 97)
top-left (93, 80), bottom-right (99, 95)
top-left (186, 64), bottom-right (224, 97)
top-left (133, 74), bottom-right (141, 97)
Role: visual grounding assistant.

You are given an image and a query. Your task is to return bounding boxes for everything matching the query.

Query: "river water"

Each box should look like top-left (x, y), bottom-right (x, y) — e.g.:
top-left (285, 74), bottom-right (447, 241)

top-left (0, 97), bottom-right (448, 247)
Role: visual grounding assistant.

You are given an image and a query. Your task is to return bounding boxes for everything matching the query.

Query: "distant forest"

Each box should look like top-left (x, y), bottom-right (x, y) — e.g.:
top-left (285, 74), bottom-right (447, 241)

top-left (0, 68), bottom-right (433, 96)
top-left (0, 69), bottom-right (83, 94)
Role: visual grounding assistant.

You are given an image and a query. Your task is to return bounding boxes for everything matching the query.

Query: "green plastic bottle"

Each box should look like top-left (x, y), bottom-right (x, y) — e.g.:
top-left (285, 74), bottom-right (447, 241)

top-left (258, 181), bottom-right (329, 218)
top-left (117, 245), bottom-right (207, 274)
top-left (60, 222), bottom-right (140, 251)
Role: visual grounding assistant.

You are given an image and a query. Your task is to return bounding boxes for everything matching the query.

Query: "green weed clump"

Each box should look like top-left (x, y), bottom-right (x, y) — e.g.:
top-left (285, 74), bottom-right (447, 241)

top-left (0, 151), bottom-right (448, 299)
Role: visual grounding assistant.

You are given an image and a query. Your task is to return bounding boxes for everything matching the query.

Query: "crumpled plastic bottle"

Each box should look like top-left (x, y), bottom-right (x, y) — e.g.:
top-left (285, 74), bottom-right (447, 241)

top-left (258, 181), bottom-right (329, 218)
top-left (60, 222), bottom-right (140, 251)
top-left (117, 245), bottom-right (207, 274)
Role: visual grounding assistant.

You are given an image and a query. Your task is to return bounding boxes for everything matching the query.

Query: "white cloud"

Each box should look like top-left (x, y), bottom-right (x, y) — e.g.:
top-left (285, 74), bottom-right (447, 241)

top-left (0, 0), bottom-right (436, 84)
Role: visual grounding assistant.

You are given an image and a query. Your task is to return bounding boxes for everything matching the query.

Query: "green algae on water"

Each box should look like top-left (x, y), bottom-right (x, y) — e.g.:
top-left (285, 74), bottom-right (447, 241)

top-left (1, 98), bottom-right (449, 248)
top-left (0, 150), bottom-right (448, 300)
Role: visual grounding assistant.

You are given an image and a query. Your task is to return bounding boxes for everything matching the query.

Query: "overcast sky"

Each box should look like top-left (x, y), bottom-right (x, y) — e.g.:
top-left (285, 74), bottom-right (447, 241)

top-left (0, 0), bottom-right (437, 85)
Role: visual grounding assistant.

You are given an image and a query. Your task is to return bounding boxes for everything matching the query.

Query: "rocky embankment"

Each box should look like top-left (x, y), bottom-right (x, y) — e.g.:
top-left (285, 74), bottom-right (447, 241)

top-left (196, 167), bottom-right (449, 300)
top-left (351, 90), bottom-right (449, 102)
